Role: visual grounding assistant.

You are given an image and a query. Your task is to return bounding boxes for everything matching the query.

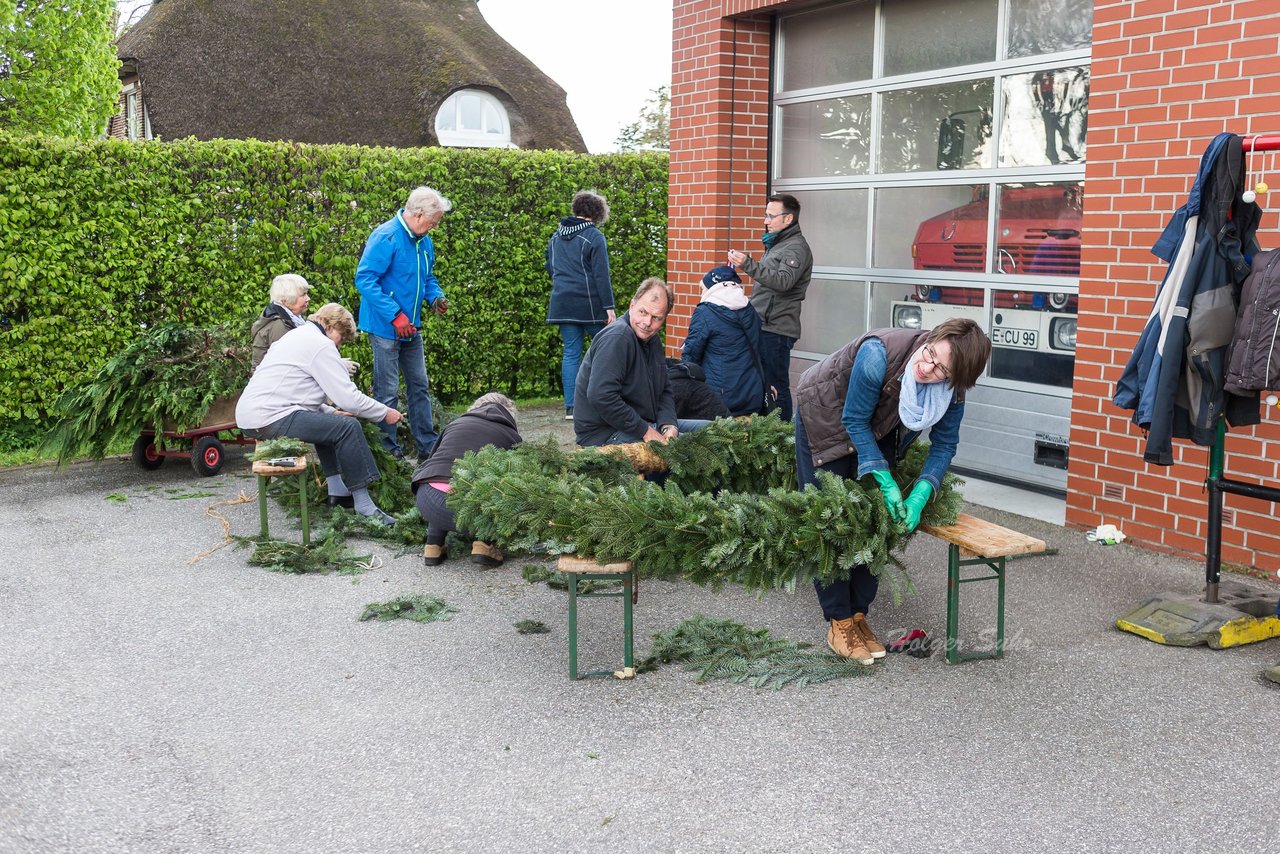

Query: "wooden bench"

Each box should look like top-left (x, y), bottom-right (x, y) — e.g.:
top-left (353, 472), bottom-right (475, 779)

top-left (918, 512), bottom-right (1046, 664)
top-left (556, 555), bottom-right (637, 680)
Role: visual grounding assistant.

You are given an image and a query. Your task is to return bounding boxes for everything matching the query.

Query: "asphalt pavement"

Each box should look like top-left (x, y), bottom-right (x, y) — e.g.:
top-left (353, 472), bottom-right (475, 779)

top-left (2, 405), bottom-right (1277, 853)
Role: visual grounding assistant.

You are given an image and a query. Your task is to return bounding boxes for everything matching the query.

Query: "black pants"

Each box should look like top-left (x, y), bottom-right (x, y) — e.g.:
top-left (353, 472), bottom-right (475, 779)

top-left (794, 413), bottom-right (879, 620)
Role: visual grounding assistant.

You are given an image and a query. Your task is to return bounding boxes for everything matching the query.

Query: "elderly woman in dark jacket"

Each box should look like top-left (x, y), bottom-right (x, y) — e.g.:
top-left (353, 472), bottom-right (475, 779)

top-left (412, 393), bottom-right (522, 568)
top-left (250, 274), bottom-right (311, 369)
top-left (680, 266), bottom-right (765, 417)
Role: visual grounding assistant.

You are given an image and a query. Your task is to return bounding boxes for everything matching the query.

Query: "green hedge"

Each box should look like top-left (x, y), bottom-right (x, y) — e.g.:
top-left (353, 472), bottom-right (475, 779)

top-left (0, 134), bottom-right (668, 437)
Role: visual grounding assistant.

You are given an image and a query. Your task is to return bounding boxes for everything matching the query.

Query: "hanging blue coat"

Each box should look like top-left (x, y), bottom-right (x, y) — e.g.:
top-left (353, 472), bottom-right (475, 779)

top-left (1113, 133), bottom-right (1261, 465)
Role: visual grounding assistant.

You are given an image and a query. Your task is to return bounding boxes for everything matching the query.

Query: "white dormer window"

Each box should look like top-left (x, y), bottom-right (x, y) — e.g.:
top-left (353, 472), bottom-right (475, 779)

top-left (435, 89), bottom-right (515, 148)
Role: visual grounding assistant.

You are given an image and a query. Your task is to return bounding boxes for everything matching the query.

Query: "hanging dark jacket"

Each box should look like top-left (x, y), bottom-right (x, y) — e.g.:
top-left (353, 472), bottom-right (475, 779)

top-left (1113, 132), bottom-right (1261, 465)
top-left (666, 359), bottom-right (731, 420)
top-left (1225, 249), bottom-right (1280, 395)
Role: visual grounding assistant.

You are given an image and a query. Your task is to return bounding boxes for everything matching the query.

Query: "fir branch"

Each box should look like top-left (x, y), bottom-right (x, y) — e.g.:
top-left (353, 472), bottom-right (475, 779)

top-left (238, 530), bottom-right (374, 575)
top-left (642, 615), bottom-right (874, 689)
top-left (359, 595), bottom-right (457, 624)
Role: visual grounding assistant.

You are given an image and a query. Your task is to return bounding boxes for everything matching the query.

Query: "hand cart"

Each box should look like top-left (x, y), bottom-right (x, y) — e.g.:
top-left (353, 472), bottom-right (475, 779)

top-left (130, 394), bottom-right (253, 477)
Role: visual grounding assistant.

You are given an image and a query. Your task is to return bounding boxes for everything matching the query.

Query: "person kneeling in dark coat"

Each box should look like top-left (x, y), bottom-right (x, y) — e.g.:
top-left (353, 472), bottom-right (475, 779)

top-left (411, 393), bottom-right (522, 567)
top-left (666, 358), bottom-right (731, 420)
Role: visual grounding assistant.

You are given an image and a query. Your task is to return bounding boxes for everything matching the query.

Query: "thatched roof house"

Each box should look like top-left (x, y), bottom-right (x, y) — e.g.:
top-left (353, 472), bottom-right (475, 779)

top-left (115, 0), bottom-right (586, 151)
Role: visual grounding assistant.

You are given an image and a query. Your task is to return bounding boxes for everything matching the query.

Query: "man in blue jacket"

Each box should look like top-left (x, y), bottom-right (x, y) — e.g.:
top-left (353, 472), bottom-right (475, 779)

top-left (355, 186), bottom-right (452, 459)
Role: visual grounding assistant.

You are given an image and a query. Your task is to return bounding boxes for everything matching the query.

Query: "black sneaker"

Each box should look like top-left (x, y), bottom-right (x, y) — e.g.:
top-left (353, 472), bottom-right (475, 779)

top-left (564, 406), bottom-right (574, 421)
top-left (326, 495), bottom-right (355, 509)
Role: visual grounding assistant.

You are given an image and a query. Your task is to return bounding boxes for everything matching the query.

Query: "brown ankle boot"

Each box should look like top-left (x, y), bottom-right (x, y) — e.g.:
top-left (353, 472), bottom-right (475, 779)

top-left (853, 613), bottom-right (886, 659)
top-left (827, 617), bottom-right (874, 665)
top-left (470, 540), bottom-right (503, 567)
top-left (423, 543), bottom-right (445, 567)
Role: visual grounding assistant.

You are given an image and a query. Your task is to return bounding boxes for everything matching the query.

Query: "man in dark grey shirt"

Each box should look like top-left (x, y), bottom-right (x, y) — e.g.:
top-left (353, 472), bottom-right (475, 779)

top-left (574, 278), bottom-right (711, 447)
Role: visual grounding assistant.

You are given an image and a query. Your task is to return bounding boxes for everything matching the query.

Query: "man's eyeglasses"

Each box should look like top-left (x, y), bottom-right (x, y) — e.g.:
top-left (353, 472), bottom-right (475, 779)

top-left (921, 344), bottom-right (951, 381)
top-left (763, 211), bottom-right (791, 221)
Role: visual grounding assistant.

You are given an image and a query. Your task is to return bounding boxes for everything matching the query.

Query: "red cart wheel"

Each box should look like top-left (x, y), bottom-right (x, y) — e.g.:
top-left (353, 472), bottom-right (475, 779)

top-left (191, 435), bottom-right (225, 476)
top-left (132, 434), bottom-right (165, 470)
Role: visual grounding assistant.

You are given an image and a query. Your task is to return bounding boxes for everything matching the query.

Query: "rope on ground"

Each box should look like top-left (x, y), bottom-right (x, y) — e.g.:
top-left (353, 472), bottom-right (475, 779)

top-left (188, 490), bottom-right (253, 565)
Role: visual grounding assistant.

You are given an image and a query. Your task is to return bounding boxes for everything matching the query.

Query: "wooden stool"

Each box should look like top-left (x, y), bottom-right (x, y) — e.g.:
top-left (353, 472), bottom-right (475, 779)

top-left (556, 555), bottom-right (636, 680)
top-left (251, 456), bottom-right (310, 545)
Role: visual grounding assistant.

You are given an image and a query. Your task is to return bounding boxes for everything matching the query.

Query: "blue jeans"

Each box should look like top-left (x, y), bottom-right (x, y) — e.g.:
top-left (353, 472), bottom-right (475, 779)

top-left (601, 419), bottom-right (712, 445)
top-left (795, 412), bottom-right (878, 620)
top-left (247, 410), bottom-right (379, 491)
top-left (559, 323), bottom-right (605, 409)
top-left (759, 331), bottom-right (797, 421)
top-left (370, 332), bottom-right (437, 457)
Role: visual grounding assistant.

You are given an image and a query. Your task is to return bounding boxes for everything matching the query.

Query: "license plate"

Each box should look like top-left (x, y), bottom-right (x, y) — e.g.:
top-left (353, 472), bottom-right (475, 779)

top-left (992, 326), bottom-right (1038, 349)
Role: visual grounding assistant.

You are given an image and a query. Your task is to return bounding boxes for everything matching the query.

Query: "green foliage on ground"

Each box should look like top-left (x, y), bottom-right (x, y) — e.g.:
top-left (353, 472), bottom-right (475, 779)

top-left (242, 531), bottom-right (374, 575)
top-left (0, 1), bottom-right (120, 138)
top-left (359, 595), bottom-right (458, 624)
top-left (0, 134), bottom-right (668, 439)
top-left (450, 417), bottom-right (963, 595)
top-left (640, 615), bottom-right (874, 688)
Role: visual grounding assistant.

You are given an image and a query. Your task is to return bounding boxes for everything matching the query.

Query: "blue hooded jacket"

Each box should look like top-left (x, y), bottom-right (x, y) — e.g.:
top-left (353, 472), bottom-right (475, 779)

top-left (354, 210), bottom-right (445, 337)
top-left (681, 301), bottom-right (765, 417)
top-left (546, 217), bottom-right (613, 325)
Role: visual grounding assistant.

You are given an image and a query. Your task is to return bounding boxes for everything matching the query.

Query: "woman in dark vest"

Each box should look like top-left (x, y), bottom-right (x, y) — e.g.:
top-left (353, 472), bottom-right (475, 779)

top-left (794, 318), bottom-right (991, 665)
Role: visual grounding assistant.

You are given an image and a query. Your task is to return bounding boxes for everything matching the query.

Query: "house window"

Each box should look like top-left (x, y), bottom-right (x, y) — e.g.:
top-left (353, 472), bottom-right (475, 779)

top-left (126, 90), bottom-right (141, 141)
top-left (435, 89), bottom-right (514, 148)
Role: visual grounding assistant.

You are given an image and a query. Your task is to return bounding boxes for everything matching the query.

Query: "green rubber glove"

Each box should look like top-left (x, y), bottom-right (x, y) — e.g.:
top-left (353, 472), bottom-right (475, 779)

top-left (902, 481), bottom-right (934, 532)
top-left (871, 469), bottom-right (905, 523)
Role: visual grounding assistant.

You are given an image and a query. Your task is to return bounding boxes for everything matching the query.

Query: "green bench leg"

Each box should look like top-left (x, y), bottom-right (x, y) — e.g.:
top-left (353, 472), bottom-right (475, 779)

top-left (257, 474), bottom-right (270, 539)
top-left (298, 473), bottom-right (310, 546)
top-left (945, 543), bottom-right (1006, 665)
top-left (567, 575), bottom-right (580, 680)
top-left (564, 569), bottom-right (636, 680)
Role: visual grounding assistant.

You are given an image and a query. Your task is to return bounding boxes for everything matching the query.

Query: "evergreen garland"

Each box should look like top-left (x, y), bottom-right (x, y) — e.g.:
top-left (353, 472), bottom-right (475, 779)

top-left (641, 615), bottom-right (874, 688)
top-left (450, 416), bottom-right (962, 595)
top-left (240, 530), bottom-right (374, 575)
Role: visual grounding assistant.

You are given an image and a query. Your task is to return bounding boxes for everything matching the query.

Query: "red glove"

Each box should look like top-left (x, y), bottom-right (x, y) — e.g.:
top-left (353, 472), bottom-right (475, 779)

top-left (391, 312), bottom-right (417, 339)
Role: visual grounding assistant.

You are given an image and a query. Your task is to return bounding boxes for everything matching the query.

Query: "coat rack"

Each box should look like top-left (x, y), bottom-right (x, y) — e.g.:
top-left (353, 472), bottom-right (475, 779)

top-left (1203, 133), bottom-right (1280, 604)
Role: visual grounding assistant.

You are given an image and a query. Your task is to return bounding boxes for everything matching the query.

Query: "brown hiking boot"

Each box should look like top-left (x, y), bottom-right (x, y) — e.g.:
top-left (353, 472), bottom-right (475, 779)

top-left (827, 617), bottom-right (874, 665)
top-left (470, 540), bottom-right (503, 568)
top-left (423, 543), bottom-right (445, 567)
top-left (853, 613), bottom-right (886, 659)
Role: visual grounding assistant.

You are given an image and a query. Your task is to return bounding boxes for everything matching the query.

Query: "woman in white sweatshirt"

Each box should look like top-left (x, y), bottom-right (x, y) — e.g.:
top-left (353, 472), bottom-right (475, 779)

top-left (236, 302), bottom-right (404, 524)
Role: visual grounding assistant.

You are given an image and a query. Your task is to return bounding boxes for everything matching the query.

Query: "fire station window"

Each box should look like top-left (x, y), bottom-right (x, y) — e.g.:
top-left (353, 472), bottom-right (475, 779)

top-left (1000, 68), bottom-right (1089, 167)
top-left (873, 185), bottom-right (985, 271)
top-left (791, 189), bottom-right (869, 268)
top-left (435, 90), bottom-right (513, 148)
top-left (995, 183), bottom-right (1084, 277)
top-left (778, 96), bottom-right (871, 179)
top-left (882, 0), bottom-right (997, 77)
top-left (778, 1), bottom-right (874, 91)
top-left (878, 80), bottom-right (994, 174)
top-left (873, 282), bottom-right (985, 337)
top-left (1008, 0), bottom-right (1093, 58)
top-left (795, 278), bottom-right (869, 356)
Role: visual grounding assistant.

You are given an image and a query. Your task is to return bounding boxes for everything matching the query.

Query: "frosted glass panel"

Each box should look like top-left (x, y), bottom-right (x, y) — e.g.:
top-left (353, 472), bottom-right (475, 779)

top-left (883, 0), bottom-right (997, 77)
top-left (1008, 0), bottom-right (1093, 58)
top-left (874, 185), bottom-right (986, 271)
top-left (791, 188), bottom-right (869, 268)
top-left (1000, 68), bottom-right (1089, 167)
top-left (796, 278), bottom-right (867, 355)
top-left (779, 1), bottom-right (874, 91)
top-left (878, 80), bottom-right (994, 173)
top-left (779, 96), bottom-right (872, 179)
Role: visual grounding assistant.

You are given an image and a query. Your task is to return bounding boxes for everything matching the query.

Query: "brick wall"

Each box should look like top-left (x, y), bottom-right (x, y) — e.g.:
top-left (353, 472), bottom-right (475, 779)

top-left (1070, 0), bottom-right (1280, 573)
top-left (669, 0), bottom-right (804, 349)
